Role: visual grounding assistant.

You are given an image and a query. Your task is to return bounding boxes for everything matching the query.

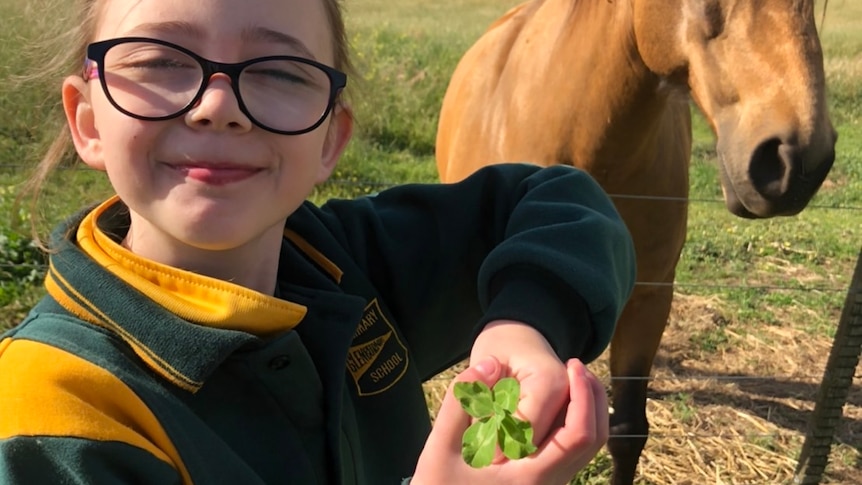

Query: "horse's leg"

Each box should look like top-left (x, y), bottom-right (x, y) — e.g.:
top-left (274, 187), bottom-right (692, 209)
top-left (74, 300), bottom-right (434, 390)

top-left (604, 184), bottom-right (687, 485)
top-left (606, 284), bottom-right (674, 485)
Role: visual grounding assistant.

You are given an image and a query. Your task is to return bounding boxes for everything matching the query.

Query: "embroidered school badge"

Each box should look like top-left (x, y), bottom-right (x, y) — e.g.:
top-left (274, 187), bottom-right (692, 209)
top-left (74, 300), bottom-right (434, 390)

top-left (346, 298), bottom-right (409, 396)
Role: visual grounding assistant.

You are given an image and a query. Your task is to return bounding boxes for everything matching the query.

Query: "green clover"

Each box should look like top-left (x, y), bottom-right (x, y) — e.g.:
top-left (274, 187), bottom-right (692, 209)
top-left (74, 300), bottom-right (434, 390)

top-left (453, 377), bottom-right (538, 468)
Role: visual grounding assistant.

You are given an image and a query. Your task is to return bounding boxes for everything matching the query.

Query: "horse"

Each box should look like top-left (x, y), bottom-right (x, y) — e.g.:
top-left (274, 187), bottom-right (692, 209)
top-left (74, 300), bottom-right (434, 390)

top-left (435, 0), bottom-right (836, 483)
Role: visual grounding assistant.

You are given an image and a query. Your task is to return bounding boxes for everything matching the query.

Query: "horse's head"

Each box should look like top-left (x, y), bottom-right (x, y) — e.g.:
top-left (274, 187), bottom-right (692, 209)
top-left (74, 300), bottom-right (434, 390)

top-left (633, 0), bottom-right (836, 218)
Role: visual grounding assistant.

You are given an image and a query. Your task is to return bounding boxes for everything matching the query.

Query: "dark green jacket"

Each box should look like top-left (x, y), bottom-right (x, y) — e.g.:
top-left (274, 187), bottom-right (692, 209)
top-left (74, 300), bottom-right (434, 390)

top-left (0, 164), bottom-right (635, 484)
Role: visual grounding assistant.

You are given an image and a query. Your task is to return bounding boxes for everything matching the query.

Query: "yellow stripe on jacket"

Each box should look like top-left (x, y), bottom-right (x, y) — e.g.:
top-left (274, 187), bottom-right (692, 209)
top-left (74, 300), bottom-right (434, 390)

top-left (0, 337), bottom-right (193, 485)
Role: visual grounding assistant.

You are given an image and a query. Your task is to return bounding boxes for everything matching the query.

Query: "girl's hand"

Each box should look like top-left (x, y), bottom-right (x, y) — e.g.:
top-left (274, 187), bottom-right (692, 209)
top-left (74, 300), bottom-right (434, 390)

top-left (411, 356), bottom-right (609, 485)
top-left (468, 320), bottom-right (572, 447)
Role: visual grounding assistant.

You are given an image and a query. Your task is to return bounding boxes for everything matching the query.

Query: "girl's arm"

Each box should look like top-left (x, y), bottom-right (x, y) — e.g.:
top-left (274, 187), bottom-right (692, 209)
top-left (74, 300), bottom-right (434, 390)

top-left (316, 163), bottom-right (636, 377)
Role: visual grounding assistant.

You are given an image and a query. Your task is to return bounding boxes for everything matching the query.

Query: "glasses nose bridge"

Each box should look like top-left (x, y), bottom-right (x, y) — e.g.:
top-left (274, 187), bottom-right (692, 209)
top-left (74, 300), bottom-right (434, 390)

top-left (190, 59), bottom-right (247, 114)
top-left (200, 59), bottom-right (245, 90)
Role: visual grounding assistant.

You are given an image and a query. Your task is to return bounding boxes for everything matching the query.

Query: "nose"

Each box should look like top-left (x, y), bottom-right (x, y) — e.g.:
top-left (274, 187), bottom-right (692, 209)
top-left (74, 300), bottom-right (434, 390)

top-left (748, 137), bottom-right (790, 199)
top-left (746, 134), bottom-right (835, 215)
top-left (185, 73), bottom-right (253, 133)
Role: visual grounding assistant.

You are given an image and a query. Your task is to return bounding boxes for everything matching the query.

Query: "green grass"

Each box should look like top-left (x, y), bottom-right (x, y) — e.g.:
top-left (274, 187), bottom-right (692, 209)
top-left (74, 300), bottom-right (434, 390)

top-left (668, 393), bottom-right (698, 425)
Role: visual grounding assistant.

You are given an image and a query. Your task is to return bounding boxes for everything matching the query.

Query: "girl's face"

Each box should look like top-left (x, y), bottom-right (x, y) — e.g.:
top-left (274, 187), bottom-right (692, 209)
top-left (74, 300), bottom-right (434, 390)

top-left (62, 0), bottom-right (353, 283)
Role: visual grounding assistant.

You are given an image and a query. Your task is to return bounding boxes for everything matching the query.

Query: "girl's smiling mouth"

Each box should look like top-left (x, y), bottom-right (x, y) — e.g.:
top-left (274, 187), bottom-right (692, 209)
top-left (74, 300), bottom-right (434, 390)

top-left (169, 162), bottom-right (265, 186)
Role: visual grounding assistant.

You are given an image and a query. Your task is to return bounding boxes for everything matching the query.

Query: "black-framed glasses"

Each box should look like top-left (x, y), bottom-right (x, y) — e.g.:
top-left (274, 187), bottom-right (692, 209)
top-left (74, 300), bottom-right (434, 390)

top-left (84, 37), bottom-right (347, 135)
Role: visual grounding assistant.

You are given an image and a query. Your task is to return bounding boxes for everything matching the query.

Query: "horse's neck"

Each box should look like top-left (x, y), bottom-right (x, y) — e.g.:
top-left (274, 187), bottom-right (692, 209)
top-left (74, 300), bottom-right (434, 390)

top-left (520, 0), bottom-right (685, 176)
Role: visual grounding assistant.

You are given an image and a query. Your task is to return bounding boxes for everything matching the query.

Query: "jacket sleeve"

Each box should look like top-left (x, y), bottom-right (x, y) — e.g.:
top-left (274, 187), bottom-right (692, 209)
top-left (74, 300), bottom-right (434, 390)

top-left (0, 335), bottom-right (186, 485)
top-left (0, 436), bottom-right (182, 485)
top-left (316, 163), bottom-right (636, 378)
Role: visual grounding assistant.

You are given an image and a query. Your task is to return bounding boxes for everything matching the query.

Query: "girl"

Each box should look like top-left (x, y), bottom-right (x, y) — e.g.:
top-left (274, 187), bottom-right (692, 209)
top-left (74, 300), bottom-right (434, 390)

top-left (0, 0), bottom-right (636, 484)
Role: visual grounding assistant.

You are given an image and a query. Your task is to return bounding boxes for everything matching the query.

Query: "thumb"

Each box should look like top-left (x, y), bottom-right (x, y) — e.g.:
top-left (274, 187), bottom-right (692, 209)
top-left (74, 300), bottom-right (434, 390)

top-left (426, 357), bottom-right (502, 452)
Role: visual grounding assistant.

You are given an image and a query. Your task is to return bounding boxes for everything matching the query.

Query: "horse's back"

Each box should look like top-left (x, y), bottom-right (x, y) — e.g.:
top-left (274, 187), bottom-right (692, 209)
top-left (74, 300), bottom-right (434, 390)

top-left (436, 1), bottom-right (544, 182)
top-left (437, 0), bottom-right (617, 182)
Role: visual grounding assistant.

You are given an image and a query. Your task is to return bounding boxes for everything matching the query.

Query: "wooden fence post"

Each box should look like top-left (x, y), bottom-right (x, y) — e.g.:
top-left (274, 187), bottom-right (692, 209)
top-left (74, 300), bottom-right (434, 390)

top-left (794, 247), bottom-right (862, 484)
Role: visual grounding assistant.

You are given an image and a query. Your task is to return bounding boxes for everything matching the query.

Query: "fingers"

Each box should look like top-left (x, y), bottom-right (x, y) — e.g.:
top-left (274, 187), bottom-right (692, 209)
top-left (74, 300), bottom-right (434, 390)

top-left (560, 359), bottom-right (606, 451)
top-left (512, 363), bottom-right (569, 447)
top-left (532, 359), bottom-right (608, 473)
top-left (424, 357), bottom-right (502, 454)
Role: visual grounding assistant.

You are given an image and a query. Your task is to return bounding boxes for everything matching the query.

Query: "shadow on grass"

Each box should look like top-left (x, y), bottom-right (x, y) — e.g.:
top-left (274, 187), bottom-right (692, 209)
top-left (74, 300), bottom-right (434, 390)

top-left (647, 365), bottom-right (862, 453)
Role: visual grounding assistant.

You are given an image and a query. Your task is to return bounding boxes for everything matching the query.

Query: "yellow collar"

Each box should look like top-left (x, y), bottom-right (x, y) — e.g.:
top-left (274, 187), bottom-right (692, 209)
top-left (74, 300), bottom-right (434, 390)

top-left (75, 196), bottom-right (307, 336)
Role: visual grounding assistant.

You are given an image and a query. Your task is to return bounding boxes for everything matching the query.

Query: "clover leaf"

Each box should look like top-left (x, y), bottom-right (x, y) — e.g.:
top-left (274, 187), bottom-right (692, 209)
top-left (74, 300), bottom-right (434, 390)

top-left (453, 377), bottom-right (539, 468)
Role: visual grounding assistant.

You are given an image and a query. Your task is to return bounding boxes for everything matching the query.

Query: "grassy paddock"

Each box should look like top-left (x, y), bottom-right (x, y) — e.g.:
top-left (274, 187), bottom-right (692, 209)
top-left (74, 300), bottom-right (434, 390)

top-left (1, 0), bottom-right (860, 483)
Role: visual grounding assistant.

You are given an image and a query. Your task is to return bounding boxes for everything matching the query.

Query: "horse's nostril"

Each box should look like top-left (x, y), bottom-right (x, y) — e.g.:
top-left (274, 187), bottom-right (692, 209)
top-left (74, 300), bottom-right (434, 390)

top-left (749, 137), bottom-right (789, 198)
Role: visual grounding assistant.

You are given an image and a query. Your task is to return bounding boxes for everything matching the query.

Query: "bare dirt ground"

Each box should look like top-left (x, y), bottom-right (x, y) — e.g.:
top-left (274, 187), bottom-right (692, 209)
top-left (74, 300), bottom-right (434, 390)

top-left (424, 292), bottom-right (862, 484)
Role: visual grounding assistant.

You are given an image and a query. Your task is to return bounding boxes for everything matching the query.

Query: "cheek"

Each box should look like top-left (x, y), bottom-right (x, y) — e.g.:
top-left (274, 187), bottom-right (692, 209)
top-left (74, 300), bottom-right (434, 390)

top-left (89, 91), bottom-right (119, 132)
top-left (276, 135), bottom-right (326, 165)
top-left (97, 120), bottom-right (157, 169)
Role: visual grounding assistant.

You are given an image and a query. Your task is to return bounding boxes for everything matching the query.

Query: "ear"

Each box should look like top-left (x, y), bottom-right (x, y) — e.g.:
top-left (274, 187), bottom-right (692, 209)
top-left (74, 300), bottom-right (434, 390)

top-left (62, 76), bottom-right (105, 170)
top-left (316, 102), bottom-right (353, 184)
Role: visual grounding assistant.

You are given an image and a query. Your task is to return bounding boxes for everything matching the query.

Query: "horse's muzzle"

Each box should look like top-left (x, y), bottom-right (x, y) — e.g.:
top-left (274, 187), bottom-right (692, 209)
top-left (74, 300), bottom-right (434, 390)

top-left (719, 136), bottom-right (836, 219)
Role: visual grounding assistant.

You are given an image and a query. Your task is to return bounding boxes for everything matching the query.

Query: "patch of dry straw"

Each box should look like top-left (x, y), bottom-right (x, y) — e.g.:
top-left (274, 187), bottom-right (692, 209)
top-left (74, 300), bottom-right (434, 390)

top-left (422, 291), bottom-right (862, 484)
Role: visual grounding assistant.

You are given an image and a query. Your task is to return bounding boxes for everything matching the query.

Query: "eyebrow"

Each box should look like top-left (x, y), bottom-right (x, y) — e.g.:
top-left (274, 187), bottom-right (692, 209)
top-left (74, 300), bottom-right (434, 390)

top-left (125, 21), bottom-right (201, 39)
top-left (241, 27), bottom-right (316, 60)
top-left (123, 22), bottom-right (317, 59)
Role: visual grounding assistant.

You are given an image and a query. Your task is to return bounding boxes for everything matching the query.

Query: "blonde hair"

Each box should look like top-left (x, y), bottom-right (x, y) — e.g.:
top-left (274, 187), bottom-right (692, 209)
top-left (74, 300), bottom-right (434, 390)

top-left (20, 0), bottom-right (355, 242)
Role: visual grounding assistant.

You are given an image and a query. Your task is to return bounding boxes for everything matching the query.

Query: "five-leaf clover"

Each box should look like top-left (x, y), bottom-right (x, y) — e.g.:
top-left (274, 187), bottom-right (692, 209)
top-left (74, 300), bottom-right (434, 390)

top-left (453, 377), bottom-right (538, 468)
